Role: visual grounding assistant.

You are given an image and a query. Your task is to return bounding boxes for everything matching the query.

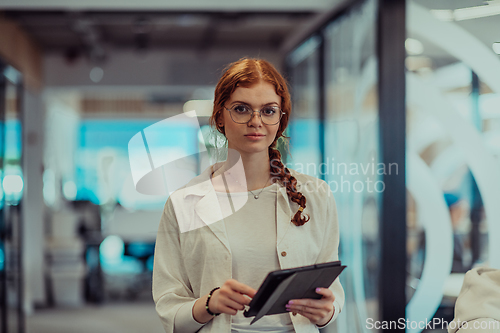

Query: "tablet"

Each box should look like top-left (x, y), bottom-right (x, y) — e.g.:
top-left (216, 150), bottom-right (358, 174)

top-left (243, 261), bottom-right (346, 324)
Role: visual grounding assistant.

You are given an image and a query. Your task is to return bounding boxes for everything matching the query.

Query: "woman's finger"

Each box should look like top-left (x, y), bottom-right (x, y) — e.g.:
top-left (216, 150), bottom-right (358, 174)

top-left (228, 279), bottom-right (257, 298)
top-left (314, 287), bottom-right (335, 301)
top-left (211, 292), bottom-right (245, 314)
top-left (286, 300), bottom-right (336, 326)
top-left (288, 308), bottom-right (322, 323)
top-left (287, 303), bottom-right (325, 315)
top-left (217, 283), bottom-right (255, 309)
top-left (221, 298), bottom-right (246, 311)
top-left (287, 298), bottom-right (330, 310)
top-left (220, 284), bottom-right (252, 306)
top-left (227, 291), bottom-right (253, 306)
top-left (286, 298), bottom-right (333, 323)
top-left (218, 304), bottom-right (239, 315)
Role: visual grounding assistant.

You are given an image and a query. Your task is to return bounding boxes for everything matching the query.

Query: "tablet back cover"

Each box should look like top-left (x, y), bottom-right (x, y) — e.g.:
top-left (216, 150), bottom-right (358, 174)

top-left (247, 264), bottom-right (346, 324)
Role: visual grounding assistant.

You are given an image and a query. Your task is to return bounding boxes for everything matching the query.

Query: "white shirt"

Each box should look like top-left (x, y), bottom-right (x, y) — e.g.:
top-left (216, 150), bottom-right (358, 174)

top-left (153, 162), bottom-right (344, 333)
top-left (219, 184), bottom-right (294, 333)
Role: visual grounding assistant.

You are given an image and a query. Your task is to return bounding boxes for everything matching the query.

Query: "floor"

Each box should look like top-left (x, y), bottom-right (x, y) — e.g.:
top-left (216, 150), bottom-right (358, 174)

top-left (23, 301), bottom-right (450, 333)
top-left (26, 301), bottom-right (165, 333)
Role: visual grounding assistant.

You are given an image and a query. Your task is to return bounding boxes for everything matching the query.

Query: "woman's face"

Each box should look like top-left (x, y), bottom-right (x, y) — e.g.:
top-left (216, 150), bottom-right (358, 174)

top-left (220, 81), bottom-right (281, 156)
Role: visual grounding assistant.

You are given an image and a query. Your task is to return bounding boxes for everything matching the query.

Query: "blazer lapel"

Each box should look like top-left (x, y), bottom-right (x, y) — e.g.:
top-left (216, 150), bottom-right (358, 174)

top-left (179, 163), bottom-right (232, 254)
top-left (186, 164), bottom-right (300, 254)
top-left (194, 188), bottom-right (232, 254)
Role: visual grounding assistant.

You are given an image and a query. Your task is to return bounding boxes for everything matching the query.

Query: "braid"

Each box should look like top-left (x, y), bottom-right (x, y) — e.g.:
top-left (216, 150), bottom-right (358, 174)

top-left (269, 147), bottom-right (310, 226)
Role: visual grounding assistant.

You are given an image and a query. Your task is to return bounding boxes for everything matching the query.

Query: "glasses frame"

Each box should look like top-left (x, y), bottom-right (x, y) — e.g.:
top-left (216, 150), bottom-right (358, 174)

top-left (224, 105), bottom-right (285, 125)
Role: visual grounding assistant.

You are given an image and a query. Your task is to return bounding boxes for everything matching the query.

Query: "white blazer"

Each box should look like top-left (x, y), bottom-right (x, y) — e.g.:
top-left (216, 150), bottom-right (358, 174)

top-left (153, 163), bottom-right (345, 333)
top-left (449, 268), bottom-right (500, 333)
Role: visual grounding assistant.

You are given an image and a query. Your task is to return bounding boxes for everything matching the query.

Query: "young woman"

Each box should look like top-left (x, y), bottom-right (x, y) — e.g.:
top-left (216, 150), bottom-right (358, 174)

top-left (153, 58), bottom-right (344, 333)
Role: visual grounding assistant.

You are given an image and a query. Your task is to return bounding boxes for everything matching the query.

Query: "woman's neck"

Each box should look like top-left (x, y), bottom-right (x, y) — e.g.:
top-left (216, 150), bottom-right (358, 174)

top-left (222, 148), bottom-right (271, 191)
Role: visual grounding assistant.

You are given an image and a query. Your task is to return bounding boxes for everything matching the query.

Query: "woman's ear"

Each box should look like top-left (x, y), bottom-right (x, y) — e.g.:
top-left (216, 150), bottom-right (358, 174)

top-left (217, 112), bottom-right (224, 127)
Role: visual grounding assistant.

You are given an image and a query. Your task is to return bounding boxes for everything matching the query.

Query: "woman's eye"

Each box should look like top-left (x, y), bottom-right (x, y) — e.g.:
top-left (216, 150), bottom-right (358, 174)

top-left (233, 105), bottom-right (250, 113)
top-left (262, 107), bottom-right (277, 116)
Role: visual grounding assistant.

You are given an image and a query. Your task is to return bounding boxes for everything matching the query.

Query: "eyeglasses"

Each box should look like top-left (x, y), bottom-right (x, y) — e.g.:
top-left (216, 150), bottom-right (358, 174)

top-left (224, 104), bottom-right (285, 125)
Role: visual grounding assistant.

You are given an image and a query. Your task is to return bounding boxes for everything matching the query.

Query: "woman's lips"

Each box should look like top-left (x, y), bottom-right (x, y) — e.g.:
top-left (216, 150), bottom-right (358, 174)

top-left (245, 134), bottom-right (265, 140)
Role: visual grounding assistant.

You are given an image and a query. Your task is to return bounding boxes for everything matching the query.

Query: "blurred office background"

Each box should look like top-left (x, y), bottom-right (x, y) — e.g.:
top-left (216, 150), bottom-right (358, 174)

top-left (0, 0), bottom-right (499, 332)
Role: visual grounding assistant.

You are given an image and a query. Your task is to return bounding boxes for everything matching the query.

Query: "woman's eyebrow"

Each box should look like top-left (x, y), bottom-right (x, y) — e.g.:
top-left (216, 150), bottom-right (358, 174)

top-left (230, 100), bottom-right (279, 106)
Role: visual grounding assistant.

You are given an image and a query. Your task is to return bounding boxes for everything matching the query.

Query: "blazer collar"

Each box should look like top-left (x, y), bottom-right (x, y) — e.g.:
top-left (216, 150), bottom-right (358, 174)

top-left (182, 162), bottom-right (299, 203)
top-left (181, 162), bottom-right (224, 199)
top-left (181, 163), bottom-right (299, 252)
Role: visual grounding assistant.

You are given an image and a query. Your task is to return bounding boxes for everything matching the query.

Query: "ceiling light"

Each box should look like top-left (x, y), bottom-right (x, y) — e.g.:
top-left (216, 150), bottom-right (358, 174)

top-left (3, 175), bottom-right (23, 194)
top-left (430, 10), bottom-right (454, 21)
top-left (405, 38), bottom-right (424, 55)
top-left (431, 2), bottom-right (500, 21)
top-left (493, 42), bottom-right (500, 55)
top-left (63, 181), bottom-right (77, 200)
top-left (90, 67), bottom-right (104, 83)
top-left (454, 3), bottom-right (500, 20)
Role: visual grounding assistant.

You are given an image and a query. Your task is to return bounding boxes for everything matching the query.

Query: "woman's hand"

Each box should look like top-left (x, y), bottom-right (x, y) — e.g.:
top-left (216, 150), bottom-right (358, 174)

top-left (210, 279), bottom-right (257, 315)
top-left (193, 279), bottom-right (257, 324)
top-left (285, 287), bottom-right (336, 327)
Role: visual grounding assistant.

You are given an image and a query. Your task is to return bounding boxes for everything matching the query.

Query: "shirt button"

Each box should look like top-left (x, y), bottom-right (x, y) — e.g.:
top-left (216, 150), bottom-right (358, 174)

top-left (281, 251), bottom-right (287, 257)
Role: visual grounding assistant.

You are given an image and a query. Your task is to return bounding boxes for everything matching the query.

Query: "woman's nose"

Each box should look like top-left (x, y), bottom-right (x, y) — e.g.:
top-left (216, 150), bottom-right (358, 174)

top-left (247, 111), bottom-right (262, 126)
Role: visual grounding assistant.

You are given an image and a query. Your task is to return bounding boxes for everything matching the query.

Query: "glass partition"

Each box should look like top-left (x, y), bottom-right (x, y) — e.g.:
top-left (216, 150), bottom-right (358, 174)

top-left (287, 36), bottom-right (322, 178)
top-left (0, 63), bottom-right (24, 333)
top-left (324, 0), bottom-right (379, 331)
top-left (406, 1), bottom-right (500, 330)
top-left (287, 0), bottom-right (380, 331)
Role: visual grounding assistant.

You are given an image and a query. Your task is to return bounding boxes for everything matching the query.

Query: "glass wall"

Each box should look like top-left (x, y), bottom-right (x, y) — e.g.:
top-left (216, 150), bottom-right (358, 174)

top-left (0, 63), bottom-right (24, 333)
top-left (287, 36), bottom-right (322, 178)
top-left (287, 0), bottom-right (380, 332)
top-left (406, 1), bottom-right (500, 330)
top-left (288, 0), bottom-right (500, 331)
top-left (42, 90), bottom-right (207, 303)
top-left (324, 0), bottom-right (379, 331)
top-left (76, 119), bottom-right (191, 210)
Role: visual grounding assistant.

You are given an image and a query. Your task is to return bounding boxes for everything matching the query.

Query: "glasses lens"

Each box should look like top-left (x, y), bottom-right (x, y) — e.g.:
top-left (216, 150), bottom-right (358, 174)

top-left (260, 106), bottom-right (281, 125)
top-left (230, 105), bottom-right (252, 123)
top-left (229, 104), bottom-right (282, 124)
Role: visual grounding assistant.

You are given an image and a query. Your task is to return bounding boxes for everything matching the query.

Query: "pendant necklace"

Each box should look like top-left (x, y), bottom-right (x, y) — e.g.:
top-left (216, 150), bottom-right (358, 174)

top-left (248, 176), bottom-right (271, 199)
top-left (213, 168), bottom-right (271, 199)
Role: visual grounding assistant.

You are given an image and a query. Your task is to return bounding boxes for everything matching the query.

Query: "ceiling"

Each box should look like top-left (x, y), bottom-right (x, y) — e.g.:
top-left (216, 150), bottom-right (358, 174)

top-left (0, 0), bottom-right (342, 11)
top-left (1, 10), bottom-right (317, 56)
top-left (412, 0), bottom-right (500, 61)
top-left (2, 0), bottom-right (498, 89)
top-left (0, 0), bottom-right (346, 58)
top-left (2, 0), bottom-right (498, 59)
